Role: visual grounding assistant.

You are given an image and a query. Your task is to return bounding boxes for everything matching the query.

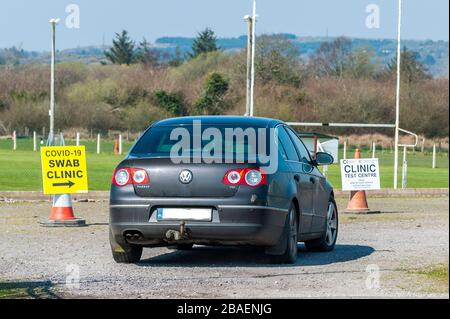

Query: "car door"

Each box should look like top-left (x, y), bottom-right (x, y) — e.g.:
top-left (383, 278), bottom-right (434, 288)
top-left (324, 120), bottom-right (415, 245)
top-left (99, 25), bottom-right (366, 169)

top-left (277, 126), bottom-right (313, 235)
top-left (285, 127), bottom-right (328, 234)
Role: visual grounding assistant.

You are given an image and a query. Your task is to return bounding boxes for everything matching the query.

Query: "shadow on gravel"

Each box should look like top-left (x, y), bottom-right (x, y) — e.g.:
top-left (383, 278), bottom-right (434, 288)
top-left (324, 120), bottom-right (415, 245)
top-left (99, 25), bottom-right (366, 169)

top-left (0, 280), bottom-right (61, 299)
top-left (137, 244), bottom-right (375, 268)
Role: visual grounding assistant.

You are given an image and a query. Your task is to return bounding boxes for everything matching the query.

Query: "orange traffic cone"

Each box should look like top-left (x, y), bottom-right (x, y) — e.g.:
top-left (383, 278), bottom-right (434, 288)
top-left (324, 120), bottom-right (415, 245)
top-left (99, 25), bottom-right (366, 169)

top-left (344, 149), bottom-right (380, 214)
top-left (114, 139), bottom-right (119, 155)
top-left (40, 194), bottom-right (86, 227)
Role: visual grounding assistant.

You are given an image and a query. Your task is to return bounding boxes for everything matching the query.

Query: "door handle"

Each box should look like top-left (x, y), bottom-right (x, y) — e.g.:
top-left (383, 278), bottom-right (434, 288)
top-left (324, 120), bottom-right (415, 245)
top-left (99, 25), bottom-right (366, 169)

top-left (294, 175), bottom-right (300, 183)
top-left (309, 177), bottom-right (316, 184)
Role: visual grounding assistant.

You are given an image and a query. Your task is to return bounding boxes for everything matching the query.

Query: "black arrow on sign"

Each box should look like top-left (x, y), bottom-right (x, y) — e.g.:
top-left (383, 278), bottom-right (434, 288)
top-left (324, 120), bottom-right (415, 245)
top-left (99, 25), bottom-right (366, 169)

top-left (52, 181), bottom-right (75, 188)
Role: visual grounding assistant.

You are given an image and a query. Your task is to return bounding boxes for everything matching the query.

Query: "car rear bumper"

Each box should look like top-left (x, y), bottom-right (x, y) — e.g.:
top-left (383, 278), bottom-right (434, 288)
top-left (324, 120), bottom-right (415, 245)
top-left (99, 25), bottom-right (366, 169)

top-left (109, 203), bottom-right (288, 247)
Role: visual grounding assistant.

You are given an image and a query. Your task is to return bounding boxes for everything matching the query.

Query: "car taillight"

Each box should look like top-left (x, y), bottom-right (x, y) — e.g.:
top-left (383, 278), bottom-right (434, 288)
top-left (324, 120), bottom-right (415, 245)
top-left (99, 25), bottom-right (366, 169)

top-left (112, 168), bottom-right (149, 186)
top-left (131, 168), bottom-right (149, 184)
top-left (223, 168), bottom-right (267, 187)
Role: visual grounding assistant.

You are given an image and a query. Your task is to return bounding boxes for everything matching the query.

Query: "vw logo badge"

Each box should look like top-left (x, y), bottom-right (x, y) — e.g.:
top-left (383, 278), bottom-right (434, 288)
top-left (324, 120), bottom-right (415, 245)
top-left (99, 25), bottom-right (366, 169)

top-left (179, 170), bottom-right (193, 184)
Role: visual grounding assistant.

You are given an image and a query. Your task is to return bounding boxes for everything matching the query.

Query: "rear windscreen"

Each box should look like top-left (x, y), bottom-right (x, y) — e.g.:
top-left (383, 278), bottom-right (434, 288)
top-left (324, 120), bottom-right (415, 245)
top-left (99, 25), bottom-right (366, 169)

top-left (130, 124), bottom-right (269, 159)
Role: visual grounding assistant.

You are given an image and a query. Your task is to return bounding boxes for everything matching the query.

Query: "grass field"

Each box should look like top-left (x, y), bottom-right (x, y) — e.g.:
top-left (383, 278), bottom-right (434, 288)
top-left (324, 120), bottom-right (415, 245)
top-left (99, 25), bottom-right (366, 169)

top-left (0, 137), bottom-right (448, 191)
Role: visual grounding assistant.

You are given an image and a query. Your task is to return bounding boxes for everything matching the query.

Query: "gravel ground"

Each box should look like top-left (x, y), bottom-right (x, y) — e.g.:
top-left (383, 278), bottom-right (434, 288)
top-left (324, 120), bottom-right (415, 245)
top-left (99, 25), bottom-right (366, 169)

top-left (0, 197), bottom-right (448, 299)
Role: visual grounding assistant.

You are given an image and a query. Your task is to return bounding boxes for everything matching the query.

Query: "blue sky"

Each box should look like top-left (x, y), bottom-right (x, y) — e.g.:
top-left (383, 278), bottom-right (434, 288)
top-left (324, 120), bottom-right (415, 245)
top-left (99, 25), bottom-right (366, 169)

top-left (0, 0), bottom-right (448, 51)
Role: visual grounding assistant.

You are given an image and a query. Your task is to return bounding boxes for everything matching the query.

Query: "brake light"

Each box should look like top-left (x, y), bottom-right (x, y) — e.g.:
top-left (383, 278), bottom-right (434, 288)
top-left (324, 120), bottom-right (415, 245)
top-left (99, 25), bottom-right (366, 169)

top-left (112, 168), bottom-right (149, 186)
top-left (131, 168), bottom-right (149, 184)
top-left (223, 168), bottom-right (267, 187)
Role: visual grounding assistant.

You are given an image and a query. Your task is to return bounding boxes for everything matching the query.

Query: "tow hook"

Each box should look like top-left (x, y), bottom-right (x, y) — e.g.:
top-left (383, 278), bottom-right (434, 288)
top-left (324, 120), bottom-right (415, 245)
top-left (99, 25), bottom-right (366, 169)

top-left (165, 221), bottom-right (189, 241)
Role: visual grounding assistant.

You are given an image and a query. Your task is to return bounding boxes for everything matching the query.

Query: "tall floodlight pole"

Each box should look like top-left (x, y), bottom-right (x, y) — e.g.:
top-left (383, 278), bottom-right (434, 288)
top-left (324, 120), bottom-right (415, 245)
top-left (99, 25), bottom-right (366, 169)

top-left (393, 0), bottom-right (402, 189)
top-left (249, 0), bottom-right (257, 117)
top-left (244, 15), bottom-right (253, 116)
top-left (48, 18), bottom-right (60, 145)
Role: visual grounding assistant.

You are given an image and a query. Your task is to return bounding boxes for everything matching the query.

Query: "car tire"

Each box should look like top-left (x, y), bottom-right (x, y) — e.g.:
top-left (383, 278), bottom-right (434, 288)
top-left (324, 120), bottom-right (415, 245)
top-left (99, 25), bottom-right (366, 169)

top-left (168, 243), bottom-right (194, 251)
top-left (305, 197), bottom-right (338, 252)
top-left (112, 245), bottom-right (143, 263)
top-left (271, 203), bottom-right (298, 264)
top-left (110, 230), bottom-right (143, 263)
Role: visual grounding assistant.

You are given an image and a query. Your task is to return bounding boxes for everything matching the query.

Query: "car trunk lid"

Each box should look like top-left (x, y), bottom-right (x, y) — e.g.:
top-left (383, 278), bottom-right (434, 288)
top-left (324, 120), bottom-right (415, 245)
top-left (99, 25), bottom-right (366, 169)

top-left (126, 157), bottom-right (244, 198)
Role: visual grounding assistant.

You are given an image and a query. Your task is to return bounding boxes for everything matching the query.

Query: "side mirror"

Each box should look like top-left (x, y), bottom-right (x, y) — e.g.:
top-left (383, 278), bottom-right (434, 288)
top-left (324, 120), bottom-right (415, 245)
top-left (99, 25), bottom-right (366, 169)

top-left (314, 152), bottom-right (334, 166)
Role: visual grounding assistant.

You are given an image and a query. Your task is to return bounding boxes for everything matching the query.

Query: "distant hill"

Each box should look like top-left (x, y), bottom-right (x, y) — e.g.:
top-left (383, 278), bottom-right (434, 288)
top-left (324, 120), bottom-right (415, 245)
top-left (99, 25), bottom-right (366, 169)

top-left (155, 34), bottom-right (449, 78)
top-left (1, 35), bottom-right (448, 77)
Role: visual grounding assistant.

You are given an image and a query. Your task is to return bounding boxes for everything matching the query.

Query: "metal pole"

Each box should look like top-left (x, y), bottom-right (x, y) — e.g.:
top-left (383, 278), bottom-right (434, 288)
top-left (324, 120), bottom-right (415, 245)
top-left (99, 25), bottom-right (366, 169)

top-left (249, 0), bottom-right (257, 117)
top-left (372, 142), bottom-right (376, 158)
top-left (393, 0), bottom-right (402, 189)
top-left (244, 15), bottom-right (253, 116)
top-left (287, 122), bottom-right (395, 128)
top-left (76, 132), bottom-right (80, 146)
top-left (48, 19), bottom-right (59, 146)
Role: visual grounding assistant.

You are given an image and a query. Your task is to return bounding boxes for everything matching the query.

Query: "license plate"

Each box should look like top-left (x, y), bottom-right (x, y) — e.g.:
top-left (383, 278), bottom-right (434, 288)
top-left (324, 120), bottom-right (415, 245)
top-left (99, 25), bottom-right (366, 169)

top-left (156, 208), bottom-right (212, 221)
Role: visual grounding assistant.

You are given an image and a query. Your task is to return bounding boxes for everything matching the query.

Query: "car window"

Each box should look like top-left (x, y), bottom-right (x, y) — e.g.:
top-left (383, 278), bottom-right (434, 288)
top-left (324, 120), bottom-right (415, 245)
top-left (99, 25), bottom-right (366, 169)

top-left (278, 140), bottom-right (288, 161)
top-left (285, 127), bottom-right (312, 163)
top-left (131, 124), bottom-right (261, 157)
top-left (277, 126), bottom-right (300, 162)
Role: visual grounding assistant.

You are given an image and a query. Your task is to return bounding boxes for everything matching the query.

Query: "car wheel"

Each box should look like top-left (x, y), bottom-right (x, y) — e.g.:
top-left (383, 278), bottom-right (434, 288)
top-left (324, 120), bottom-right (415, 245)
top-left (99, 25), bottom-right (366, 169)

top-left (110, 230), bottom-right (143, 263)
top-left (112, 246), bottom-right (143, 263)
top-left (271, 203), bottom-right (298, 264)
top-left (305, 198), bottom-right (338, 252)
top-left (168, 243), bottom-right (194, 251)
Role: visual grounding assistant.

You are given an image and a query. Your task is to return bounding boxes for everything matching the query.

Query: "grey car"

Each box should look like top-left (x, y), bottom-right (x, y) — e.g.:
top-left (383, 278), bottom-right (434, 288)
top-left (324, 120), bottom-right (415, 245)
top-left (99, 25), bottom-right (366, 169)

top-left (109, 116), bottom-right (338, 264)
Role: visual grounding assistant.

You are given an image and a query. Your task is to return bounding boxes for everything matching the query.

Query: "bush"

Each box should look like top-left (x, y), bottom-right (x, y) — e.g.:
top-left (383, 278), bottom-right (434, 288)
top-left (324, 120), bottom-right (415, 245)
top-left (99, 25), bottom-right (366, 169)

top-left (193, 72), bottom-right (230, 115)
top-left (153, 90), bottom-right (184, 116)
top-left (0, 52), bottom-right (447, 138)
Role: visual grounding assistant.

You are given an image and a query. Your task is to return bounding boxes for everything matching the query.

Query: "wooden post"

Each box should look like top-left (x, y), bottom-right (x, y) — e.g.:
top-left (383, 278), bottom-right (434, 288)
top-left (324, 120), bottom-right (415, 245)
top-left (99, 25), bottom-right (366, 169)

top-left (119, 134), bottom-right (123, 155)
top-left (33, 131), bottom-right (37, 151)
top-left (421, 138), bottom-right (425, 153)
top-left (343, 141), bottom-right (347, 160)
top-left (401, 146), bottom-right (407, 189)
top-left (13, 131), bottom-right (17, 150)
top-left (432, 144), bottom-right (437, 169)
top-left (97, 134), bottom-right (101, 154)
top-left (372, 142), bottom-right (376, 158)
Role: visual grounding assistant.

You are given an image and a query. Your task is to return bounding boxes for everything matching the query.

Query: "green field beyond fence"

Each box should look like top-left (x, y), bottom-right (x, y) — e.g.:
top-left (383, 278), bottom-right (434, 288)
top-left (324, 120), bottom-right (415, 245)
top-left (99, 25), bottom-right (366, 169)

top-left (0, 137), bottom-right (448, 191)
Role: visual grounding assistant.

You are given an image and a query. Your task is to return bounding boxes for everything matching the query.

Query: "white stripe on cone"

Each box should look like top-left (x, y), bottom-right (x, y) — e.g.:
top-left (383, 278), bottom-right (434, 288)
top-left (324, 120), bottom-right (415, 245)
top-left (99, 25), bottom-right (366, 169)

top-left (50, 194), bottom-right (75, 220)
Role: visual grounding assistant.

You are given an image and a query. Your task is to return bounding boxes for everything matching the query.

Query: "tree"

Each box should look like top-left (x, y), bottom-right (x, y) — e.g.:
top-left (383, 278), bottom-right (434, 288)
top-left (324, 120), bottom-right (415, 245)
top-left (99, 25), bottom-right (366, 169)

top-left (190, 28), bottom-right (219, 58)
top-left (255, 34), bottom-right (304, 87)
top-left (104, 30), bottom-right (137, 65)
top-left (168, 46), bottom-right (184, 67)
top-left (136, 38), bottom-right (160, 67)
top-left (346, 49), bottom-right (377, 79)
top-left (309, 37), bottom-right (353, 77)
top-left (386, 47), bottom-right (431, 84)
top-left (194, 72), bottom-right (229, 115)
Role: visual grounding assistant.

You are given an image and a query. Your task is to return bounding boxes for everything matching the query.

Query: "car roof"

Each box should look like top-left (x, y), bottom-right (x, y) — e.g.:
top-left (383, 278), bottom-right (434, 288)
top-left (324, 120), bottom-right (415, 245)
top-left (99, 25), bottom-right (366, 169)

top-left (153, 116), bottom-right (285, 128)
top-left (297, 132), bottom-right (339, 140)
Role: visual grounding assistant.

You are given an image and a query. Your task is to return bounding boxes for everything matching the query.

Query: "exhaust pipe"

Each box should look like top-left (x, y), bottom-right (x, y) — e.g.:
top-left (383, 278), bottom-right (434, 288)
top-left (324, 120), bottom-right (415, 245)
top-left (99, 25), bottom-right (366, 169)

top-left (124, 231), bottom-right (143, 242)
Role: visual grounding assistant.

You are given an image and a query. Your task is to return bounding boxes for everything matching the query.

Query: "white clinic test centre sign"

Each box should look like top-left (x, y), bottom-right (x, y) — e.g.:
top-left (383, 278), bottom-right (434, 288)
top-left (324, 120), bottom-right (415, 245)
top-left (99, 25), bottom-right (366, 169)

top-left (340, 158), bottom-right (381, 191)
